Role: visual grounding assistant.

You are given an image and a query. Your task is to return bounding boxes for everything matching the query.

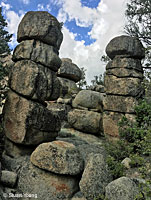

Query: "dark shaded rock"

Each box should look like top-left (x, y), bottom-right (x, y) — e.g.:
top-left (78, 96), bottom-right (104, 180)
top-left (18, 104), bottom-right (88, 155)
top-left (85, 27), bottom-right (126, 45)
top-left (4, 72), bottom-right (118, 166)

top-left (13, 40), bottom-right (62, 72)
top-left (68, 109), bottom-right (103, 135)
top-left (72, 90), bottom-right (103, 112)
top-left (103, 95), bottom-right (138, 113)
top-left (17, 11), bottom-right (63, 51)
top-left (106, 35), bottom-right (145, 59)
top-left (105, 177), bottom-right (139, 200)
top-left (9, 60), bottom-right (60, 102)
top-left (30, 141), bottom-right (84, 175)
top-left (58, 77), bottom-right (79, 97)
top-left (72, 191), bottom-right (86, 200)
top-left (1, 170), bottom-right (17, 188)
top-left (57, 58), bottom-right (82, 82)
top-left (3, 90), bottom-right (61, 145)
top-left (4, 138), bottom-right (35, 158)
top-left (18, 159), bottom-right (79, 200)
top-left (79, 154), bottom-right (112, 200)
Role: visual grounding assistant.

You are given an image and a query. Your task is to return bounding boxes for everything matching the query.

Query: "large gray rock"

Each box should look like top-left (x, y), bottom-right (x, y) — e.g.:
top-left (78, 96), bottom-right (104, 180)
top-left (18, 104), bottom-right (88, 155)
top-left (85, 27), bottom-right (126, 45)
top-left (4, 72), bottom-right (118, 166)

top-left (72, 192), bottom-right (86, 200)
top-left (72, 90), bottom-right (103, 112)
top-left (9, 60), bottom-right (61, 102)
top-left (105, 177), bottom-right (139, 200)
top-left (104, 75), bottom-right (143, 97)
top-left (18, 159), bottom-right (79, 200)
top-left (57, 58), bottom-right (82, 82)
top-left (30, 141), bottom-right (84, 175)
top-left (79, 154), bottom-right (112, 200)
top-left (3, 90), bottom-right (61, 145)
top-left (106, 57), bottom-right (143, 72)
top-left (103, 95), bottom-right (138, 113)
top-left (17, 11), bottom-right (63, 51)
top-left (68, 109), bottom-right (103, 135)
top-left (106, 35), bottom-right (145, 59)
top-left (13, 40), bottom-right (61, 72)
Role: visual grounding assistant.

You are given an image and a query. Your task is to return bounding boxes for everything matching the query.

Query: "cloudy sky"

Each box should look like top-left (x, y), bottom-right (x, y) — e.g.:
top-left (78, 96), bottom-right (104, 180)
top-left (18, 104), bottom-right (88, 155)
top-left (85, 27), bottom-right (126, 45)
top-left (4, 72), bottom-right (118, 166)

top-left (1, 0), bottom-right (129, 84)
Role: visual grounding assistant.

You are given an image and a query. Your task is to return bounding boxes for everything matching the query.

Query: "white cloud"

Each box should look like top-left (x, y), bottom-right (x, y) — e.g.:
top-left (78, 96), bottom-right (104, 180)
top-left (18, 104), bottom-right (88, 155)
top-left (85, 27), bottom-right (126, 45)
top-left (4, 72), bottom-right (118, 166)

top-left (22, 0), bottom-right (30, 5)
top-left (5, 11), bottom-right (24, 47)
top-left (58, 0), bottom-right (129, 84)
top-left (0, 2), bottom-right (12, 14)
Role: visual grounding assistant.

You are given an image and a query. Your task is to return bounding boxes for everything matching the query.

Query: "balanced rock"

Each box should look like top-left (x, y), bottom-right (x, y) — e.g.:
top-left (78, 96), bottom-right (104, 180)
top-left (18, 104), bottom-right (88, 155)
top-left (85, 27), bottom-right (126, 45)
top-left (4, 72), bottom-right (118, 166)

top-left (104, 75), bottom-right (143, 97)
top-left (31, 141), bottom-right (84, 175)
top-left (79, 154), bottom-right (112, 200)
top-left (72, 90), bottom-right (103, 112)
top-left (106, 35), bottom-right (145, 59)
top-left (105, 177), bottom-right (139, 200)
top-left (9, 60), bottom-right (61, 102)
top-left (103, 95), bottom-right (138, 113)
top-left (18, 159), bottom-right (79, 200)
top-left (68, 109), bottom-right (103, 135)
top-left (3, 90), bottom-right (61, 145)
top-left (17, 11), bottom-right (63, 51)
top-left (13, 40), bottom-right (61, 71)
top-left (57, 58), bottom-right (82, 82)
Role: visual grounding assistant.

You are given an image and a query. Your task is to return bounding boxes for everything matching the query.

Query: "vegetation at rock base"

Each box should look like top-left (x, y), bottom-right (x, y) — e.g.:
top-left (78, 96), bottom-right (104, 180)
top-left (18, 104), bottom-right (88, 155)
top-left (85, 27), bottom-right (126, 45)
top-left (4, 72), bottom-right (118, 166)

top-left (104, 98), bottom-right (151, 199)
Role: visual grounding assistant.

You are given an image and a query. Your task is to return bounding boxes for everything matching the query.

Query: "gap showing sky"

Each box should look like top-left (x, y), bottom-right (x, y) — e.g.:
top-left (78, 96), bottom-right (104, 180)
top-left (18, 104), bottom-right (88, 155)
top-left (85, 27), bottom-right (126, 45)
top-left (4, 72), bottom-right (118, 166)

top-left (0, 0), bottom-right (129, 84)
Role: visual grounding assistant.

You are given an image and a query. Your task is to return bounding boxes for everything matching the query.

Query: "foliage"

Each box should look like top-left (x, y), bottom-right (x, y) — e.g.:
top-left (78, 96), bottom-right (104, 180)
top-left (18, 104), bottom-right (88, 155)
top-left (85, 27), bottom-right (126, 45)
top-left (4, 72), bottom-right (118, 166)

top-left (125, 0), bottom-right (151, 69)
top-left (0, 7), bottom-right (12, 55)
top-left (77, 67), bottom-right (87, 89)
top-left (90, 74), bottom-right (104, 86)
top-left (105, 98), bottom-right (151, 186)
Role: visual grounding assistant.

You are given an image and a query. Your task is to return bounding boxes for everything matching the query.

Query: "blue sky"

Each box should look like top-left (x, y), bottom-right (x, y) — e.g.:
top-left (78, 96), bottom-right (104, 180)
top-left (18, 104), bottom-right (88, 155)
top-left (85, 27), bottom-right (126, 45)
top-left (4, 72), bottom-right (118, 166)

top-left (1, 0), bottom-right (128, 84)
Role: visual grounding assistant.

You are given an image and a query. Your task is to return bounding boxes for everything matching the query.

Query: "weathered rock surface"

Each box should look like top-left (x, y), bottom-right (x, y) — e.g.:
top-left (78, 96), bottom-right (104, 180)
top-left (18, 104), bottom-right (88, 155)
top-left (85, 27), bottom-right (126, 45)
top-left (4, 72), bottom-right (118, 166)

top-left (57, 58), bottom-right (81, 82)
top-left (106, 35), bottom-right (145, 59)
top-left (79, 154), bottom-right (112, 200)
top-left (103, 95), bottom-right (138, 113)
top-left (106, 57), bottom-right (143, 72)
top-left (3, 90), bottom-right (61, 145)
top-left (106, 67), bottom-right (143, 79)
top-left (72, 90), bottom-right (103, 112)
top-left (31, 141), bottom-right (84, 175)
top-left (4, 138), bottom-right (35, 158)
top-left (72, 191), bottom-right (86, 200)
top-left (18, 159), bottom-right (79, 200)
top-left (1, 170), bottom-right (17, 188)
top-left (17, 11), bottom-right (63, 51)
top-left (105, 177), bottom-right (139, 200)
top-left (58, 77), bottom-right (79, 97)
top-left (103, 111), bottom-right (124, 137)
top-left (13, 40), bottom-right (61, 71)
top-left (68, 109), bottom-right (103, 135)
top-left (58, 128), bottom-right (104, 145)
top-left (104, 75), bottom-right (143, 97)
top-left (9, 60), bottom-right (61, 102)
top-left (103, 111), bottom-right (136, 137)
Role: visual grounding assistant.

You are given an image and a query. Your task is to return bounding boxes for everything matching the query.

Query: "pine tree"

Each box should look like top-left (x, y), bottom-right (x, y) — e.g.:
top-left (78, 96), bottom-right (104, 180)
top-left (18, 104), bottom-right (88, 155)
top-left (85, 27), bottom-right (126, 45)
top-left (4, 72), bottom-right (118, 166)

top-left (0, 7), bottom-right (12, 55)
top-left (125, 0), bottom-right (151, 68)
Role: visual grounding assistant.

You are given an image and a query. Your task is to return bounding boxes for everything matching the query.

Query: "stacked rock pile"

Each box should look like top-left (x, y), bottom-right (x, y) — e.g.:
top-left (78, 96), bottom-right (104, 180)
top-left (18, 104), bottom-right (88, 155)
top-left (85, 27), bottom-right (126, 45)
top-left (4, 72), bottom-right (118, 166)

top-left (47, 58), bottom-right (82, 128)
top-left (68, 89), bottom-right (104, 136)
top-left (3, 11), bottom-right (62, 156)
top-left (103, 35), bottom-right (145, 138)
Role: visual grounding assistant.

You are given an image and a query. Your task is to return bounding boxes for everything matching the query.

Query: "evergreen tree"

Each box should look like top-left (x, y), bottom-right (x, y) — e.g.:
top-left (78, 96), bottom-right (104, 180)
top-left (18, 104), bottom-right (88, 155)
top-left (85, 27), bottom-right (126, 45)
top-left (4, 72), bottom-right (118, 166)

top-left (77, 67), bottom-right (87, 89)
top-left (0, 7), bottom-right (12, 55)
top-left (125, 0), bottom-right (151, 68)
